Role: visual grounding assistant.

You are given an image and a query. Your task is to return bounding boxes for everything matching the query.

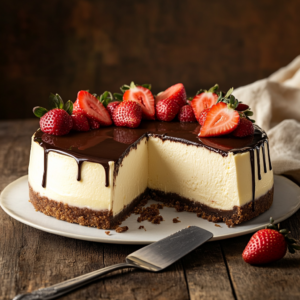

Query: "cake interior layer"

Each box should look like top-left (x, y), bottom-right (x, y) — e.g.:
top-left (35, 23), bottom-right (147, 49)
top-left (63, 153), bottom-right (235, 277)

top-left (29, 132), bottom-right (274, 216)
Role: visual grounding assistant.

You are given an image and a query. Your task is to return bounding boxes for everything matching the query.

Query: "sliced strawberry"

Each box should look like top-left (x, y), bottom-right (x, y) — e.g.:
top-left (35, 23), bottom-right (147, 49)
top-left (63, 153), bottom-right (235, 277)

top-left (232, 117), bottom-right (254, 137)
top-left (155, 83), bottom-right (187, 108)
top-left (73, 99), bottom-right (83, 114)
top-left (112, 101), bottom-right (142, 128)
top-left (156, 98), bottom-right (180, 122)
top-left (191, 92), bottom-right (218, 121)
top-left (77, 91), bottom-right (112, 126)
top-left (123, 84), bottom-right (155, 120)
top-left (199, 102), bottom-right (240, 137)
top-left (198, 108), bottom-right (210, 126)
top-left (72, 112), bottom-right (90, 132)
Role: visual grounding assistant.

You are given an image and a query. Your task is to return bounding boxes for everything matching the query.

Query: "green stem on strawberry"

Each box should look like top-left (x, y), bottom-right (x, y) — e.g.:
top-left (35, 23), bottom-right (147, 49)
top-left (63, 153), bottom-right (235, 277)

top-left (33, 93), bottom-right (73, 118)
top-left (196, 84), bottom-right (220, 96)
top-left (120, 82), bottom-right (151, 94)
top-left (266, 217), bottom-right (300, 254)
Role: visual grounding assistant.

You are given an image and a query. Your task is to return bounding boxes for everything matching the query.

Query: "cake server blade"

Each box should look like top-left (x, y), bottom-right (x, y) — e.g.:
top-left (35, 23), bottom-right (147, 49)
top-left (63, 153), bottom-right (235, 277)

top-left (13, 226), bottom-right (212, 300)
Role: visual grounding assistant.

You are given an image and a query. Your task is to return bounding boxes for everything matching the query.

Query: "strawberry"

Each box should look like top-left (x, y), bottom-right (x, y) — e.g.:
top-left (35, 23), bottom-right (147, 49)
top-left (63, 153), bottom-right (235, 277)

top-left (122, 82), bottom-right (155, 120)
top-left (77, 91), bottom-right (112, 126)
top-left (112, 101), bottom-right (142, 128)
top-left (72, 112), bottom-right (90, 132)
top-left (73, 99), bottom-right (83, 114)
top-left (191, 84), bottom-right (219, 120)
top-left (198, 102), bottom-right (240, 137)
top-left (88, 118), bottom-right (100, 130)
top-left (198, 108), bottom-right (210, 126)
top-left (40, 109), bottom-right (73, 136)
top-left (236, 103), bottom-right (249, 111)
top-left (242, 217), bottom-right (300, 265)
top-left (33, 93), bottom-right (74, 136)
top-left (156, 98), bottom-right (180, 122)
top-left (178, 105), bottom-right (196, 122)
top-left (155, 83), bottom-right (187, 108)
top-left (232, 117), bottom-right (254, 137)
top-left (107, 101), bottom-right (120, 117)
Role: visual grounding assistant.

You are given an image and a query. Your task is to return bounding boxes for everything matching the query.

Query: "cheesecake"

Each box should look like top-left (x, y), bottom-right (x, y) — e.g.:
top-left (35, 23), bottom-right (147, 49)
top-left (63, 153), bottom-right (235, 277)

top-left (28, 121), bottom-right (274, 229)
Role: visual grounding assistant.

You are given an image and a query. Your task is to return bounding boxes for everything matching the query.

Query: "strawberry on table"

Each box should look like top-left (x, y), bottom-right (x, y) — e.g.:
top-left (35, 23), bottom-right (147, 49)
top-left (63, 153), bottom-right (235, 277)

top-left (191, 84), bottom-right (220, 120)
top-left (33, 93), bottom-right (74, 136)
top-left (121, 82), bottom-right (155, 120)
top-left (242, 217), bottom-right (300, 265)
top-left (156, 98), bottom-right (180, 122)
top-left (77, 91), bottom-right (112, 126)
top-left (72, 112), bottom-right (90, 132)
top-left (155, 83), bottom-right (187, 108)
top-left (198, 102), bottom-right (240, 137)
top-left (112, 100), bottom-right (142, 128)
top-left (232, 117), bottom-right (254, 137)
top-left (178, 104), bottom-right (196, 122)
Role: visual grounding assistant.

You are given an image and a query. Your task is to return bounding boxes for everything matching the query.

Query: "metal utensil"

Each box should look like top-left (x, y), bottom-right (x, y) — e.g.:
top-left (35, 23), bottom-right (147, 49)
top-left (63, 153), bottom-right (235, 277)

top-left (14, 226), bottom-right (213, 300)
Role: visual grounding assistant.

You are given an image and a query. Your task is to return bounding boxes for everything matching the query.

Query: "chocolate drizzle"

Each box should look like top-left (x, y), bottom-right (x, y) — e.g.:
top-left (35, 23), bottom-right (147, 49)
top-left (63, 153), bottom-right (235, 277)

top-left (34, 122), bottom-right (272, 208)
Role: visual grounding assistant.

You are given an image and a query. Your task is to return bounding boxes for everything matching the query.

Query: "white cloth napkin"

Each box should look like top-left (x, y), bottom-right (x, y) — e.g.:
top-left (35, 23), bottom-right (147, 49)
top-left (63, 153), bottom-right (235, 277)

top-left (233, 56), bottom-right (300, 183)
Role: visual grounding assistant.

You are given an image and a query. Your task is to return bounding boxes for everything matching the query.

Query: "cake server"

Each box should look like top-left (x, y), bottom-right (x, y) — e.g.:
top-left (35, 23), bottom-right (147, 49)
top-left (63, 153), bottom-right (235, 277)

top-left (13, 226), bottom-right (213, 300)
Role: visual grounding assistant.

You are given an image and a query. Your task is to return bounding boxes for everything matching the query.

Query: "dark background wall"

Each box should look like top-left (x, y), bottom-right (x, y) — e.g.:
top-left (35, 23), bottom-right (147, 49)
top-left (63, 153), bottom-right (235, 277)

top-left (2, 0), bottom-right (300, 119)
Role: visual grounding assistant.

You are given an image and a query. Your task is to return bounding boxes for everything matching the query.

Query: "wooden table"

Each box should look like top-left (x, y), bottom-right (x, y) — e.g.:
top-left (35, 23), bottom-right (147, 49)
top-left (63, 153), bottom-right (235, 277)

top-left (1, 119), bottom-right (300, 300)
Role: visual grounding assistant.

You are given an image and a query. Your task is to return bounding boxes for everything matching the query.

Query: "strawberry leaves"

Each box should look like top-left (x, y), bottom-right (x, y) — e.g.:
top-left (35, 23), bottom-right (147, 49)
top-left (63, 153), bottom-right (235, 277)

top-left (33, 93), bottom-right (73, 119)
top-left (33, 107), bottom-right (48, 118)
top-left (196, 84), bottom-right (220, 96)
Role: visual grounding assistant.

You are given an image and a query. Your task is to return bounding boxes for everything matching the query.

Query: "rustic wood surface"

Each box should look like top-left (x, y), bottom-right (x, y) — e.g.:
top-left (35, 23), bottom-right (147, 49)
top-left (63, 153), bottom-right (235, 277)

top-left (1, 119), bottom-right (300, 300)
top-left (2, 0), bottom-right (300, 119)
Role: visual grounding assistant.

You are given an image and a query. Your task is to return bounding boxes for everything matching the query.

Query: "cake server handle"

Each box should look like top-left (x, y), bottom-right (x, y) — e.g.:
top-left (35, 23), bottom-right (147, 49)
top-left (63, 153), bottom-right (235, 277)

top-left (13, 262), bottom-right (138, 300)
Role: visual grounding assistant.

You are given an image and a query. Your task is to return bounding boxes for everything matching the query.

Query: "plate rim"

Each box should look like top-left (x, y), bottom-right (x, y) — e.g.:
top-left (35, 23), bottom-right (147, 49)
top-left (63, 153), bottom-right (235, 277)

top-left (1, 175), bottom-right (300, 244)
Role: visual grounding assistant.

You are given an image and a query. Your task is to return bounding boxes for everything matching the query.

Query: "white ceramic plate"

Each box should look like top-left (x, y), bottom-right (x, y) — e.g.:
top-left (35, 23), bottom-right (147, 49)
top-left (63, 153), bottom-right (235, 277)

top-left (1, 175), bottom-right (300, 244)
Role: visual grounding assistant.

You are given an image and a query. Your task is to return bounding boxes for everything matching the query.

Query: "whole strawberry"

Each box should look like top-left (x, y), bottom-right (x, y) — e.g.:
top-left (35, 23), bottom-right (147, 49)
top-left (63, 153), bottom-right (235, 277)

top-left (112, 101), bottom-right (142, 128)
top-left (232, 117), bottom-right (254, 137)
top-left (156, 98), bottom-right (180, 121)
top-left (107, 101), bottom-right (120, 117)
top-left (33, 93), bottom-right (74, 136)
top-left (72, 112), bottom-right (90, 132)
top-left (88, 118), bottom-right (100, 130)
top-left (242, 217), bottom-right (300, 265)
top-left (178, 105), bottom-right (196, 122)
top-left (198, 108), bottom-right (210, 126)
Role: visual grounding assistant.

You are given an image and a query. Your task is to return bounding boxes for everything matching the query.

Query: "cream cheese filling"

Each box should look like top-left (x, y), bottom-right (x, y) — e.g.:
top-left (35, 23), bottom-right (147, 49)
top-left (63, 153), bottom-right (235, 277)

top-left (28, 135), bottom-right (274, 215)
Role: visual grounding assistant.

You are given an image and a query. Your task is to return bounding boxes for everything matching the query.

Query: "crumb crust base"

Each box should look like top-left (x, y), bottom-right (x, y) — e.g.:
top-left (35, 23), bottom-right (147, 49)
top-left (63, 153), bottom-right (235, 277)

top-left (29, 184), bottom-right (274, 229)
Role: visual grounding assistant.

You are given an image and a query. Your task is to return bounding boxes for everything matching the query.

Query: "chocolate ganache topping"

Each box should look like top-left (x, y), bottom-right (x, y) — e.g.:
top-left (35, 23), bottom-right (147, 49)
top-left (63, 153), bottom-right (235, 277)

top-left (34, 121), bottom-right (272, 211)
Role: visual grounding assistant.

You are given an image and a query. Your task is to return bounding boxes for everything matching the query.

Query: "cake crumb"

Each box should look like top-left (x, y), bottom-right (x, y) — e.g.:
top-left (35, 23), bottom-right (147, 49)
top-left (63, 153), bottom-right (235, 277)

top-left (116, 226), bottom-right (129, 233)
top-left (138, 225), bottom-right (146, 231)
top-left (136, 205), bottom-right (164, 224)
top-left (187, 226), bottom-right (191, 228)
top-left (173, 217), bottom-right (181, 223)
top-left (215, 224), bottom-right (222, 228)
top-left (105, 231), bottom-right (110, 235)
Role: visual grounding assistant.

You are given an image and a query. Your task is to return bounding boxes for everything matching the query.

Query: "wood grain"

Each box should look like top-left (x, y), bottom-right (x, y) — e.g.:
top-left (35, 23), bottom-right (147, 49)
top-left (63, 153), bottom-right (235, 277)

top-left (222, 211), bottom-right (300, 300)
top-left (2, 0), bottom-right (300, 119)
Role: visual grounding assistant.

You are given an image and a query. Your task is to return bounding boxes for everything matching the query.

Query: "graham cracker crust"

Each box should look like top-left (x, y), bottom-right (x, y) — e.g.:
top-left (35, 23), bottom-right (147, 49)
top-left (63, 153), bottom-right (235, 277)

top-left (148, 186), bottom-right (274, 227)
top-left (29, 184), bottom-right (149, 230)
top-left (29, 184), bottom-right (274, 229)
